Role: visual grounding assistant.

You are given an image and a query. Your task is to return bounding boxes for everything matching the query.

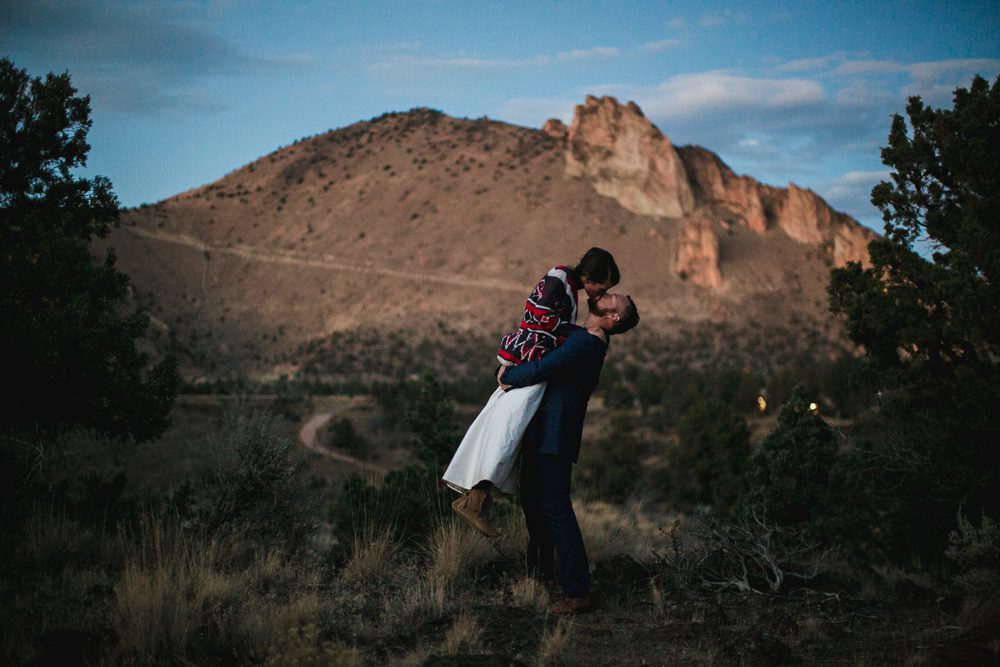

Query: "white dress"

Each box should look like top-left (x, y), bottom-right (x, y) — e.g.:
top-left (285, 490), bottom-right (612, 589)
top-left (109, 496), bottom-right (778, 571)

top-left (442, 383), bottom-right (546, 495)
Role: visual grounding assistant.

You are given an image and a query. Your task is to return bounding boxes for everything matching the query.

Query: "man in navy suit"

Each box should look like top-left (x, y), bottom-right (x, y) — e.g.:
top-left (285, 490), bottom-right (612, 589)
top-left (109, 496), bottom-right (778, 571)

top-left (499, 292), bottom-right (639, 614)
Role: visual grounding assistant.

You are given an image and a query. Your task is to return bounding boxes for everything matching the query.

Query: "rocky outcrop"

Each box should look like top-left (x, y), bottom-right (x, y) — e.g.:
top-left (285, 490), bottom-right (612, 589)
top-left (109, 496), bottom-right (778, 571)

top-left (565, 96), bottom-right (875, 279)
top-left (568, 96), bottom-right (875, 276)
top-left (834, 219), bottom-right (877, 268)
top-left (678, 146), bottom-right (768, 234)
top-left (676, 215), bottom-right (722, 288)
top-left (542, 118), bottom-right (567, 140)
top-left (760, 183), bottom-right (876, 267)
top-left (566, 96), bottom-right (695, 219)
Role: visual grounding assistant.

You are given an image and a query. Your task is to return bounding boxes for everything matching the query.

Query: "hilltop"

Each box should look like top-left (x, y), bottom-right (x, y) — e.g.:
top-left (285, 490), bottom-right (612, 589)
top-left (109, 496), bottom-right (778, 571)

top-left (108, 96), bottom-right (875, 379)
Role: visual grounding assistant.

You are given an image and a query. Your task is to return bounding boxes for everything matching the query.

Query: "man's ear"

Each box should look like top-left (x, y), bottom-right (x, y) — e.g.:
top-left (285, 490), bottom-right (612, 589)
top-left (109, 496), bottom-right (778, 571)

top-left (610, 312), bottom-right (621, 322)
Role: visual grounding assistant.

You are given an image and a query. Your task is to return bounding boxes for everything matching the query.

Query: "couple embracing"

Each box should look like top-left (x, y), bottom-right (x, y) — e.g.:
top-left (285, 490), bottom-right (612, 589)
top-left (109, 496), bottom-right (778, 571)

top-left (443, 248), bottom-right (639, 615)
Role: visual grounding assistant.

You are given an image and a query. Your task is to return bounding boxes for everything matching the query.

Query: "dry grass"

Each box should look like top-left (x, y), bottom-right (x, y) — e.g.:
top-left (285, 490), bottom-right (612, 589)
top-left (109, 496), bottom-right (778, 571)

top-left (112, 513), bottom-right (329, 664)
top-left (576, 499), bottom-right (663, 562)
top-left (340, 519), bottom-right (400, 586)
top-left (440, 612), bottom-right (484, 655)
top-left (650, 578), bottom-right (667, 619)
top-left (797, 615), bottom-right (830, 642)
top-left (114, 518), bottom-right (215, 661)
top-left (20, 506), bottom-right (114, 568)
top-left (376, 571), bottom-right (448, 637)
top-left (537, 618), bottom-right (574, 666)
top-left (493, 501), bottom-right (530, 555)
top-left (510, 577), bottom-right (549, 612)
top-left (264, 623), bottom-right (362, 667)
top-left (426, 517), bottom-right (494, 591)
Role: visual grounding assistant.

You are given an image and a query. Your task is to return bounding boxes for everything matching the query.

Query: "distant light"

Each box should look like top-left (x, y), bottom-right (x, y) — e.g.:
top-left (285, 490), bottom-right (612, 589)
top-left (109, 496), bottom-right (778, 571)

top-left (809, 402), bottom-right (818, 413)
top-left (757, 396), bottom-right (767, 413)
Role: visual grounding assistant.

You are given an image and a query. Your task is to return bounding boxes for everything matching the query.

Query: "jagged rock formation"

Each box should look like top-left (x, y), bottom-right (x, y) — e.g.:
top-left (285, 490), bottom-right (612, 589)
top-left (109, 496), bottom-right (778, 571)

top-left (676, 215), bottom-right (722, 288)
top-left (565, 96), bottom-right (876, 287)
top-left (677, 146), bottom-right (768, 234)
top-left (542, 118), bottom-right (567, 140)
top-left (565, 96), bottom-right (696, 219)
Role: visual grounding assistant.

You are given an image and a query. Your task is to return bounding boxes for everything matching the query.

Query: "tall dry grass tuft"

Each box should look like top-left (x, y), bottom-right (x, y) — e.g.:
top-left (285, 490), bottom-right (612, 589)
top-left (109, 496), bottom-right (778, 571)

top-left (264, 623), bottom-right (361, 667)
top-left (113, 513), bottom-right (324, 663)
top-left (337, 469), bottom-right (406, 586)
top-left (576, 499), bottom-right (662, 562)
top-left (440, 612), bottom-right (484, 655)
top-left (492, 500), bottom-right (529, 556)
top-left (426, 516), bottom-right (494, 593)
top-left (340, 519), bottom-right (400, 586)
top-left (650, 577), bottom-right (667, 620)
top-left (114, 516), bottom-right (221, 661)
top-left (537, 618), bottom-right (574, 666)
top-left (510, 577), bottom-right (549, 613)
top-left (20, 505), bottom-right (114, 569)
top-left (375, 565), bottom-right (450, 638)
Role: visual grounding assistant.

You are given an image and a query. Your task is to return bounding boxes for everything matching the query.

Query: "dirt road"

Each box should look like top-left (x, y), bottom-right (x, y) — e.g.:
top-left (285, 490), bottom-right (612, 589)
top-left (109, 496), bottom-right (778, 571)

top-left (297, 410), bottom-right (385, 473)
top-left (124, 226), bottom-right (524, 293)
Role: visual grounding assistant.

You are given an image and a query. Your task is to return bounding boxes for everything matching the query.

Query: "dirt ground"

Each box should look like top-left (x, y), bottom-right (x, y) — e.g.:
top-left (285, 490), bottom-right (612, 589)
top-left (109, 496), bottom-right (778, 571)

top-left (407, 556), bottom-right (997, 666)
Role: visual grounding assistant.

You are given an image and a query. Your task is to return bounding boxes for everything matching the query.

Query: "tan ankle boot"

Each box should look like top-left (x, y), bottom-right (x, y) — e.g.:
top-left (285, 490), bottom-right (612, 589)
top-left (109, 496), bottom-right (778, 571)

top-left (452, 488), bottom-right (500, 538)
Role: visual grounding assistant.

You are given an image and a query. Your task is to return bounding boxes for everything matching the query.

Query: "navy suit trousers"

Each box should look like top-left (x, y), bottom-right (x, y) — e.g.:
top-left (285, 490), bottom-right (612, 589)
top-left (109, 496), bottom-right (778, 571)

top-left (519, 451), bottom-right (590, 598)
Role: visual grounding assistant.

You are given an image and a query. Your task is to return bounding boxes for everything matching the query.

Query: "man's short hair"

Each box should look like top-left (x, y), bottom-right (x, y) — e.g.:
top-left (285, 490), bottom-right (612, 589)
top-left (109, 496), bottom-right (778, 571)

top-left (609, 296), bottom-right (639, 335)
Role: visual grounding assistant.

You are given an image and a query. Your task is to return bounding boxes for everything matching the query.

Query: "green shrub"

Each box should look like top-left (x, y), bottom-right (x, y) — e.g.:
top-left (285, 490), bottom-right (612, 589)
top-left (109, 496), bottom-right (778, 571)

top-left (741, 387), bottom-right (841, 536)
top-left (946, 511), bottom-right (1000, 624)
top-left (405, 373), bottom-right (460, 472)
top-left (191, 410), bottom-right (317, 554)
top-left (325, 416), bottom-right (365, 456)
top-left (577, 411), bottom-right (646, 502)
top-left (328, 467), bottom-right (447, 565)
top-left (659, 398), bottom-right (750, 511)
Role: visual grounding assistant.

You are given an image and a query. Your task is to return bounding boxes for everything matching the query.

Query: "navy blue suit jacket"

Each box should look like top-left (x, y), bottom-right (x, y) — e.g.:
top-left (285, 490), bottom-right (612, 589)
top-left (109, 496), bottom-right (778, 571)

top-left (501, 325), bottom-right (608, 463)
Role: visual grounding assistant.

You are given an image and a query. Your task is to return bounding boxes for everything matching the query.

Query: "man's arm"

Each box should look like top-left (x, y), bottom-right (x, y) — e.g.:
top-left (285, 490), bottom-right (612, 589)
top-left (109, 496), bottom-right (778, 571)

top-left (500, 331), bottom-right (601, 389)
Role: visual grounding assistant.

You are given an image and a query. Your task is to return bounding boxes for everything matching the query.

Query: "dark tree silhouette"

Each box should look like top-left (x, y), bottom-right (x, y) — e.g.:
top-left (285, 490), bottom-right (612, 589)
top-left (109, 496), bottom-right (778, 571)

top-left (829, 74), bottom-right (1000, 558)
top-left (0, 58), bottom-right (177, 442)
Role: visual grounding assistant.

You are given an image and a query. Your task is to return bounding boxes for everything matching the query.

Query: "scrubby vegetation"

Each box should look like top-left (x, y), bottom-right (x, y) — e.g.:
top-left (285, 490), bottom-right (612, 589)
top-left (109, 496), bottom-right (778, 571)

top-left (2, 60), bottom-right (998, 664)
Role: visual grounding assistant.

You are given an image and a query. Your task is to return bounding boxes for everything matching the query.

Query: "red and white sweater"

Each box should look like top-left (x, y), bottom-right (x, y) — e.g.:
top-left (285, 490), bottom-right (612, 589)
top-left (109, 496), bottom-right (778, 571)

top-left (497, 265), bottom-right (582, 365)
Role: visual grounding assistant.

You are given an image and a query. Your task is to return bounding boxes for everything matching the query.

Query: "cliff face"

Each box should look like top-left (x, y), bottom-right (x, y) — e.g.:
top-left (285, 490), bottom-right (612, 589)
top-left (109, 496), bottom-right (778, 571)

top-left (565, 96), bottom-right (695, 219)
top-left (559, 96), bottom-right (876, 288)
top-left (676, 215), bottom-right (723, 289)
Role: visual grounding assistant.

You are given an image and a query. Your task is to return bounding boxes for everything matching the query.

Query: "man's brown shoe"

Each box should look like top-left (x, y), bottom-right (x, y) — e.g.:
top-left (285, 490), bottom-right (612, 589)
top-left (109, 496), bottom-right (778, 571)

top-left (549, 595), bottom-right (593, 615)
top-left (451, 488), bottom-right (500, 538)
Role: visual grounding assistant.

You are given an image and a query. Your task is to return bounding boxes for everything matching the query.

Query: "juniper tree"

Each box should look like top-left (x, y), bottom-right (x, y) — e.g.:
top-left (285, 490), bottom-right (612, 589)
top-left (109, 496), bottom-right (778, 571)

top-left (0, 58), bottom-right (177, 442)
top-left (829, 74), bottom-right (1000, 560)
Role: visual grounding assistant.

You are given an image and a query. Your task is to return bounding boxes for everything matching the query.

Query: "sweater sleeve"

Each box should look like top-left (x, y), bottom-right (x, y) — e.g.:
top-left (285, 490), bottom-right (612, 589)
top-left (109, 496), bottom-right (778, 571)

top-left (501, 329), bottom-right (601, 388)
top-left (523, 267), bottom-right (577, 335)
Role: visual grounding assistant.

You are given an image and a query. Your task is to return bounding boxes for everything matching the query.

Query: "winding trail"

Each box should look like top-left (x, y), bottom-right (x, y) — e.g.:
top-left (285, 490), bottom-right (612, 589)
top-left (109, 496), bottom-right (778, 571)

top-left (123, 226), bottom-right (525, 293)
top-left (297, 409), bottom-right (386, 473)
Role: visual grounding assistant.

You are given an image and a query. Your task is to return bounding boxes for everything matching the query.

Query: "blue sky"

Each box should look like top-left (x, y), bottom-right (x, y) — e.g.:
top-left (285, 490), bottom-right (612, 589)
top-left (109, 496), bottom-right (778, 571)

top-left (3, 1), bottom-right (998, 231)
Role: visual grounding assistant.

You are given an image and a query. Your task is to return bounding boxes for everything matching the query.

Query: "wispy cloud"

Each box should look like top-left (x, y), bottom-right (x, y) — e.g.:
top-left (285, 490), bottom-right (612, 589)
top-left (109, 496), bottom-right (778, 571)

top-left (776, 55), bottom-right (843, 73)
top-left (631, 72), bottom-right (826, 120)
top-left (369, 45), bottom-right (619, 74)
top-left (557, 47), bottom-right (618, 61)
top-left (369, 53), bottom-right (550, 73)
top-left (834, 59), bottom-right (906, 75)
top-left (699, 10), bottom-right (746, 28)
top-left (641, 38), bottom-right (685, 54)
top-left (666, 17), bottom-right (687, 29)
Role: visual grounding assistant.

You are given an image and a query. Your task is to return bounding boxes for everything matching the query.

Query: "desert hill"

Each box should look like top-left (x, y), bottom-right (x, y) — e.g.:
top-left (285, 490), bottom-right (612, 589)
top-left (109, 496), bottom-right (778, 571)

top-left (109, 96), bottom-right (876, 379)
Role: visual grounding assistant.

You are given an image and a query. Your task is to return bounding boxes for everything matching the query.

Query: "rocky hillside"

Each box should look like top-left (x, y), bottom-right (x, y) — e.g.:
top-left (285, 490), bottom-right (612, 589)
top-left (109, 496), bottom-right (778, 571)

top-left (108, 96), bottom-right (876, 378)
